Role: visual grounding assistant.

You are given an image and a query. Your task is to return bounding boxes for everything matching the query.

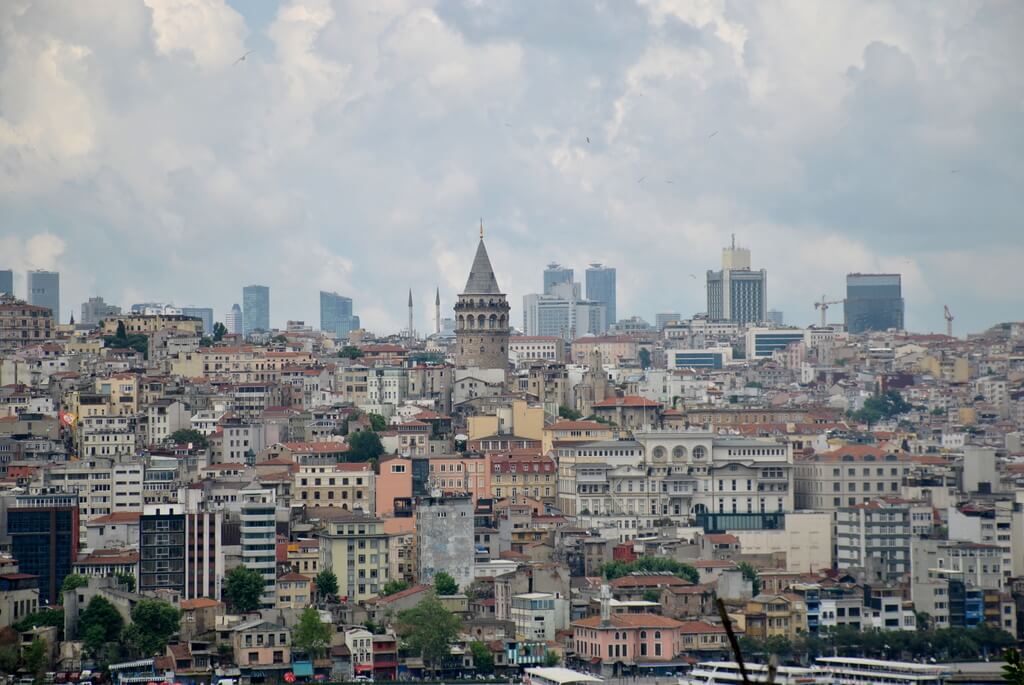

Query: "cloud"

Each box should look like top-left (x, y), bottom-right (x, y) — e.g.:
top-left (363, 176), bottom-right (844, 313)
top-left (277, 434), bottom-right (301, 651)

top-left (0, 0), bottom-right (1021, 335)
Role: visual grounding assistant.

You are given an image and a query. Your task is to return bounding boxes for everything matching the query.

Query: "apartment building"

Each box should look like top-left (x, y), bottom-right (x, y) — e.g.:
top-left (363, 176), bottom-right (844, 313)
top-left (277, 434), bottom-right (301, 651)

top-left (795, 446), bottom-right (912, 510)
top-left (490, 452), bottom-right (556, 504)
top-left (317, 510), bottom-right (390, 602)
top-left (294, 463), bottom-right (375, 511)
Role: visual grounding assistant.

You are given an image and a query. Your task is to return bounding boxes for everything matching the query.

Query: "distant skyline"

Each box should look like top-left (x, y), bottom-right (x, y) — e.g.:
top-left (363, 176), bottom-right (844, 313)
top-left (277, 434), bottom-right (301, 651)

top-left (1, 1), bottom-right (1021, 335)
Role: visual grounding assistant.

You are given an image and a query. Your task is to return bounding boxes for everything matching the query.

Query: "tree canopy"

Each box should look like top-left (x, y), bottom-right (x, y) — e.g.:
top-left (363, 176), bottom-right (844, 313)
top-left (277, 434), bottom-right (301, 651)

top-left (125, 599), bottom-right (180, 657)
top-left (13, 608), bottom-right (63, 632)
top-left (79, 595), bottom-right (124, 656)
top-left (224, 566), bottom-right (266, 613)
top-left (558, 405), bottom-right (582, 420)
top-left (213, 322), bottom-right (228, 341)
top-left (395, 593), bottom-right (462, 675)
top-left (851, 390), bottom-right (912, 424)
top-left (469, 641), bottom-right (494, 674)
top-left (338, 346), bottom-right (363, 359)
top-left (737, 561), bottom-right (762, 595)
top-left (292, 607), bottom-right (331, 659)
top-left (599, 556), bottom-right (700, 584)
top-left (367, 413), bottom-right (388, 432)
top-left (314, 569), bottom-right (338, 601)
top-left (346, 429), bottom-right (384, 462)
top-left (433, 571), bottom-right (458, 596)
top-left (381, 579), bottom-right (410, 597)
top-left (169, 428), bottom-right (209, 448)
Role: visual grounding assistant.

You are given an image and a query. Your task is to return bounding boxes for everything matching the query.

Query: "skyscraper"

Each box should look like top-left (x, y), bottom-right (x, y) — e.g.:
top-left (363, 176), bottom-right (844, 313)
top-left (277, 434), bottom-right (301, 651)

top-left (655, 312), bottom-right (682, 330)
top-left (706, 237), bottom-right (767, 326)
top-left (585, 263), bottom-right (616, 330)
top-left (0, 270), bottom-right (12, 296)
top-left (844, 273), bottom-right (904, 333)
top-left (81, 296), bottom-right (122, 326)
top-left (225, 303), bottom-right (243, 335)
top-left (543, 263), bottom-right (574, 295)
top-left (6, 491), bottom-right (79, 604)
top-left (181, 306), bottom-right (214, 333)
top-left (454, 228), bottom-right (509, 370)
top-left (242, 285), bottom-right (270, 335)
top-left (523, 281), bottom-right (606, 341)
top-left (319, 291), bottom-right (356, 337)
top-left (27, 270), bottom-right (60, 322)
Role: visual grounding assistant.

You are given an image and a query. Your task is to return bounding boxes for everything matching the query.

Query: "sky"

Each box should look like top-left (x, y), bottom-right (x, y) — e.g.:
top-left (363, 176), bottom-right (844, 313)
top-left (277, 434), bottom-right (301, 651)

top-left (1, 0), bottom-right (1022, 336)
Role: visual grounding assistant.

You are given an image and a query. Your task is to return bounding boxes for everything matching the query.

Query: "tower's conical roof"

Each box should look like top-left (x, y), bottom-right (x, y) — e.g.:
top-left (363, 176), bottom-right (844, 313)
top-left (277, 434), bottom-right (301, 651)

top-left (463, 239), bottom-right (502, 294)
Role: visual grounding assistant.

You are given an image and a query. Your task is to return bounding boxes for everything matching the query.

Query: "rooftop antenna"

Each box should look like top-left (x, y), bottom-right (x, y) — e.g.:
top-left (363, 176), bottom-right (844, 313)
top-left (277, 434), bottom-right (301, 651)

top-left (480, 218), bottom-right (484, 239)
top-left (731, 233), bottom-right (736, 249)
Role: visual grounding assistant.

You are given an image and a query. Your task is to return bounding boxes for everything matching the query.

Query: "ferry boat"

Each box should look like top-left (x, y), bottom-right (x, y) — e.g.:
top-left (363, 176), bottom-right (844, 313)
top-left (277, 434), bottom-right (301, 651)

top-left (679, 661), bottom-right (828, 685)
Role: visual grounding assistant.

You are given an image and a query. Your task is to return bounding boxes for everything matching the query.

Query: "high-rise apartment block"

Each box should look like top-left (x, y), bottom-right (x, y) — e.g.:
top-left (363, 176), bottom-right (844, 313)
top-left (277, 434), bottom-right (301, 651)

top-left (243, 285), bottom-right (270, 335)
top-left (181, 306), bottom-right (214, 333)
top-left (415, 494), bottom-right (473, 589)
top-left (543, 263), bottom-right (574, 295)
top-left (707, 238), bottom-right (766, 326)
top-left (80, 296), bottom-right (122, 326)
top-left (225, 303), bottom-right (243, 335)
top-left (138, 496), bottom-right (225, 600)
top-left (320, 291), bottom-right (358, 337)
top-left (585, 263), bottom-right (616, 329)
top-left (27, 270), bottom-right (60, 322)
top-left (0, 270), bottom-right (12, 296)
top-left (0, 295), bottom-right (53, 353)
top-left (844, 273), bottom-right (904, 334)
top-left (523, 282), bottom-right (606, 341)
top-left (6, 491), bottom-right (79, 604)
top-left (240, 485), bottom-right (278, 608)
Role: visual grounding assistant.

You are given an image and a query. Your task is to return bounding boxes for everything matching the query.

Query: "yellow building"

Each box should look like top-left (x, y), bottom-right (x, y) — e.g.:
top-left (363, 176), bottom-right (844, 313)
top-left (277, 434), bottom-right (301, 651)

top-left (542, 419), bottom-right (614, 454)
top-left (316, 510), bottom-right (390, 602)
top-left (94, 373), bottom-right (139, 415)
top-left (743, 594), bottom-right (806, 641)
top-left (100, 314), bottom-right (203, 335)
top-left (490, 452), bottom-right (557, 503)
top-left (286, 539), bottom-right (320, 576)
top-left (295, 463), bottom-right (375, 511)
top-left (276, 572), bottom-right (312, 609)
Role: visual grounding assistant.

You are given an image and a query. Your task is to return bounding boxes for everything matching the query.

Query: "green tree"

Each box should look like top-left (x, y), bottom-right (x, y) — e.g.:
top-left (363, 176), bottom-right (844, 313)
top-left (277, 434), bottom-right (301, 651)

top-left (59, 573), bottom-right (89, 602)
top-left (470, 641), bottom-right (495, 674)
top-left (642, 589), bottom-right (661, 603)
top-left (168, 428), bottom-right (209, 448)
top-left (346, 429), bottom-right (384, 462)
top-left (113, 571), bottom-right (136, 592)
top-left (368, 413), bottom-right (388, 432)
top-left (124, 599), bottom-right (180, 657)
top-left (213, 322), bottom-right (228, 341)
top-left (0, 627), bottom-right (20, 675)
top-left (23, 637), bottom-right (47, 682)
top-left (224, 566), bottom-right (265, 613)
top-left (638, 348), bottom-right (651, 369)
top-left (1003, 648), bottom-right (1024, 684)
top-left (395, 593), bottom-right (462, 676)
top-left (292, 607), bottom-right (331, 659)
top-left (13, 608), bottom-right (63, 632)
top-left (116, 320), bottom-right (127, 338)
top-left (433, 571), bottom-right (458, 596)
top-left (381, 579), bottom-right (410, 597)
top-left (852, 390), bottom-right (912, 424)
top-left (558, 405), bottom-right (582, 420)
top-left (79, 596), bottom-right (124, 656)
top-left (737, 562), bottom-right (762, 595)
top-left (338, 346), bottom-right (363, 359)
top-left (544, 650), bottom-right (561, 667)
top-left (314, 570), bottom-right (339, 602)
top-left (599, 556), bottom-right (699, 585)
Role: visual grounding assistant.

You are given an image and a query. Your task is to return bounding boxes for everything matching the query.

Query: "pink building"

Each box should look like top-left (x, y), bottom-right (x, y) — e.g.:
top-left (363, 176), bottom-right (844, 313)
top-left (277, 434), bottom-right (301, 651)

top-left (572, 613), bottom-right (685, 676)
top-left (426, 454), bottom-right (491, 502)
top-left (376, 455), bottom-right (412, 517)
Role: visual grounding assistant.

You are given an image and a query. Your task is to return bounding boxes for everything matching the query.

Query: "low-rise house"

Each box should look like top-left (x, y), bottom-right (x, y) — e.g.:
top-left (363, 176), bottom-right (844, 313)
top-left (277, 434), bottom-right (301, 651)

top-left (571, 613), bottom-right (685, 676)
top-left (231, 619), bottom-right (292, 672)
top-left (277, 572), bottom-right (312, 609)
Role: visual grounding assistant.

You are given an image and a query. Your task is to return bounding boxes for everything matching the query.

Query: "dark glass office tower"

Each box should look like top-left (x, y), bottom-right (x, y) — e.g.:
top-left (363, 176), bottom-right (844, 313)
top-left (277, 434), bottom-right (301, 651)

top-left (7, 491), bottom-right (79, 604)
top-left (845, 274), bottom-right (904, 333)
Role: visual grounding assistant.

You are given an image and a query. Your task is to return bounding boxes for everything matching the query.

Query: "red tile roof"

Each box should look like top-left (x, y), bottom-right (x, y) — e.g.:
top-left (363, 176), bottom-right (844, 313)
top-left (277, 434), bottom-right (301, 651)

top-left (592, 396), bottom-right (662, 408)
top-left (574, 613), bottom-right (685, 629)
top-left (88, 511), bottom-right (142, 524)
top-left (180, 598), bottom-right (223, 610)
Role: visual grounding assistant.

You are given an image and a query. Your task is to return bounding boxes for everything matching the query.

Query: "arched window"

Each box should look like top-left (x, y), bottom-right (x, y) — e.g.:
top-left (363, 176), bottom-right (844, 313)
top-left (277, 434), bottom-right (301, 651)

top-left (477, 314), bottom-right (486, 328)
top-left (654, 631), bottom-right (661, 639)
top-left (489, 314), bottom-right (497, 329)
top-left (457, 315), bottom-right (465, 329)
top-left (672, 446), bottom-right (687, 460)
top-left (467, 316), bottom-right (475, 329)
top-left (693, 446), bottom-right (707, 460)
top-left (652, 446), bottom-right (666, 460)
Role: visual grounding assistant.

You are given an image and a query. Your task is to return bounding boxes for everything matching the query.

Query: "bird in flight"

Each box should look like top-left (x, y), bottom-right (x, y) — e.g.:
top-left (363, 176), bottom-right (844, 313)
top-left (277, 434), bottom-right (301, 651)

top-left (950, 169), bottom-right (959, 173)
top-left (637, 176), bottom-right (646, 183)
top-left (665, 180), bottom-right (674, 184)
top-left (234, 50), bottom-right (255, 65)
top-left (708, 131), bottom-right (718, 138)
top-left (689, 274), bottom-right (697, 279)
top-left (586, 137), bottom-right (591, 143)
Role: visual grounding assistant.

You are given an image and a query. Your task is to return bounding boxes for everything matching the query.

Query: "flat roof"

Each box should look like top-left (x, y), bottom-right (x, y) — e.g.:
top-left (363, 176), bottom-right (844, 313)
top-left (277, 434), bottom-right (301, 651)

top-left (525, 667), bottom-right (603, 685)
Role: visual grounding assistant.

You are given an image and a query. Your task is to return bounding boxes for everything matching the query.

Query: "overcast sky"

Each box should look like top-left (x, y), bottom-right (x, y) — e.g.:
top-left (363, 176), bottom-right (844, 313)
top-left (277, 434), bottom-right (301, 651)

top-left (1, 1), bottom-right (1021, 335)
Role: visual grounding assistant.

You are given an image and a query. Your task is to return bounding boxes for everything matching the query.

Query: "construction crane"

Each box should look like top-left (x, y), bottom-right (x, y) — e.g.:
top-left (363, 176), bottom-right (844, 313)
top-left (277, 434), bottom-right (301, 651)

top-left (944, 305), bottom-right (954, 338)
top-left (814, 295), bottom-right (843, 328)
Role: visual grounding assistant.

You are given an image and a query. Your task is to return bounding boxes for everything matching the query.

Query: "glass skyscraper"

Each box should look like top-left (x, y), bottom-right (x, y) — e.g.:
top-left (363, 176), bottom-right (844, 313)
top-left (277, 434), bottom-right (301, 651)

top-left (7, 492), bottom-right (79, 604)
top-left (320, 291), bottom-right (357, 337)
top-left (0, 269), bottom-right (12, 296)
top-left (242, 285), bottom-right (270, 335)
top-left (585, 263), bottom-right (616, 330)
top-left (845, 273), bottom-right (904, 333)
top-left (182, 306), bottom-right (214, 333)
top-left (27, 269), bottom-right (60, 322)
top-left (543, 263), bottom-right (574, 295)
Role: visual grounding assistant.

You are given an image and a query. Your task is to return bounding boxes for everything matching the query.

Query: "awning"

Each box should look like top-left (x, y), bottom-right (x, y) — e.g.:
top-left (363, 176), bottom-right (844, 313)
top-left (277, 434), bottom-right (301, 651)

top-left (292, 663), bottom-right (314, 677)
top-left (635, 661), bottom-right (688, 668)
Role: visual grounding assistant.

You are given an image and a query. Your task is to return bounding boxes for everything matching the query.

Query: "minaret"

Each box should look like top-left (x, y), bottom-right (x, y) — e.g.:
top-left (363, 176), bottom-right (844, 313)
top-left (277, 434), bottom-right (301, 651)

top-left (454, 221), bottom-right (510, 370)
top-left (407, 289), bottom-right (414, 339)
top-left (435, 287), bottom-right (441, 336)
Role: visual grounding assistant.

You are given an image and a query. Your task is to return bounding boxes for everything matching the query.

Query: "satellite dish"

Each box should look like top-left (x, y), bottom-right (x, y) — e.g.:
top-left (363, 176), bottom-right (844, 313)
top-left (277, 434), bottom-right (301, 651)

top-left (455, 434), bottom-right (469, 441)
